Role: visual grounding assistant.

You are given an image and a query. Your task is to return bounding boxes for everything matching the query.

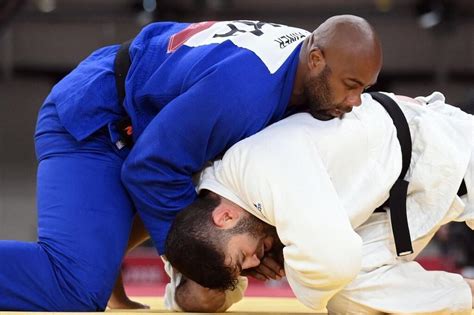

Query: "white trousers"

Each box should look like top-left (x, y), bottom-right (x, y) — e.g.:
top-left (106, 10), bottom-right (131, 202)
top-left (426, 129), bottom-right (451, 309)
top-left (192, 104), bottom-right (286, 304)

top-left (327, 212), bottom-right (472, 314)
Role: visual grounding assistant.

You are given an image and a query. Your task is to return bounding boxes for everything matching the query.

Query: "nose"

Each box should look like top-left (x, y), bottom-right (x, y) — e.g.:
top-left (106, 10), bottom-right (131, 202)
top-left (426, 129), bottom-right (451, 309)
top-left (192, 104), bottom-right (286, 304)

top-left (346, 91), bottom-right (362, 108)
top-left (243, 255), bottom-right (261, 269)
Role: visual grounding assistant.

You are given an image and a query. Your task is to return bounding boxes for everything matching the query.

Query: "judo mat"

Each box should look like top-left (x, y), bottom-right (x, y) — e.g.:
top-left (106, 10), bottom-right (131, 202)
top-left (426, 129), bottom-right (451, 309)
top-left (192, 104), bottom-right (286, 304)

top-left (0, 297), bottom-right (316, 314)
top-left (0, 297), bottom-right (473, 314)
top-left (114, 296), bottom-right (317, 314)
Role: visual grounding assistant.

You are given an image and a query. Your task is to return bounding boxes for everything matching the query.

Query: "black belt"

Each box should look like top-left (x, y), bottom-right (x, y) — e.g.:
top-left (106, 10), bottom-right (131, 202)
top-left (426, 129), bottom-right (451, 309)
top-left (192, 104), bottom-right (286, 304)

top-left (370, 92), bottom-right (467, 256)
top-left (114, 40), bottom-right (134, 147)
top-left (458, 179), bottom-right (467, 196)
top-left (370, 92), bottom-right (413, 256)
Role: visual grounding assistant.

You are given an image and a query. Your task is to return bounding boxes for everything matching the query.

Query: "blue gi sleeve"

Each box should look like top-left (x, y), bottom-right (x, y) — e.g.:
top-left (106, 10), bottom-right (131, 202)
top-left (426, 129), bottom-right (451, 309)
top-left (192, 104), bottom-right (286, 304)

top-left (121, 62), bottom-right (280, 254)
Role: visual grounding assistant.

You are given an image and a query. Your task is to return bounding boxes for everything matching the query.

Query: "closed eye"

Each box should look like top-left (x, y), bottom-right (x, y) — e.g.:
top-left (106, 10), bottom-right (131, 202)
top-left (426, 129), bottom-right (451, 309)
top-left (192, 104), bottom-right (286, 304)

top-left (345, 82), bottom-right (358, 90)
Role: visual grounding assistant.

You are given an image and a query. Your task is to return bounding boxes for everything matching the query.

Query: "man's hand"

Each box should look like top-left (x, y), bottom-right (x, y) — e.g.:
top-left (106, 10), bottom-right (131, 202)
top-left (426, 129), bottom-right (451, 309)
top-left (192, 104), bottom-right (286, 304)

top-left (175, 278), bottom-right (226, 312)
top-left (243, 237), bottom-right (285, 281)
top-left (242, 255), bottom-right (285, 281)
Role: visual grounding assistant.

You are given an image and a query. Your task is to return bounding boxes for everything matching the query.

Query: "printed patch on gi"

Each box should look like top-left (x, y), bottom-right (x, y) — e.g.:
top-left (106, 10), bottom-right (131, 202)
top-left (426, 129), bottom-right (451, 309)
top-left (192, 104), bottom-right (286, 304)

top-left (167, 20), bottom-right (310, 74)
top-left (252, 201), bottom-right (270, 224)
top-left (253, 202), bottom-right (263, 213)
top-left (167, 21), bottom-right (216, 53)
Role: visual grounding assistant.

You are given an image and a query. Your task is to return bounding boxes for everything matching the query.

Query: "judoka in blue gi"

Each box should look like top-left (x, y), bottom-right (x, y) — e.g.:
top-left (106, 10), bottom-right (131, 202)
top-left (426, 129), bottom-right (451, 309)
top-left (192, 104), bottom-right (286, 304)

top-left (0, 15), bottom-right (382, 311)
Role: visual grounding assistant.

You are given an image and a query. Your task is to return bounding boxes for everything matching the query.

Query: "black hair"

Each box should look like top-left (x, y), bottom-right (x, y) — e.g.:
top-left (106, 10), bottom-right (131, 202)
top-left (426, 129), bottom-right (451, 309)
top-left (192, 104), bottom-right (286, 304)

top-left (165, 192), bottom-right (239, 290)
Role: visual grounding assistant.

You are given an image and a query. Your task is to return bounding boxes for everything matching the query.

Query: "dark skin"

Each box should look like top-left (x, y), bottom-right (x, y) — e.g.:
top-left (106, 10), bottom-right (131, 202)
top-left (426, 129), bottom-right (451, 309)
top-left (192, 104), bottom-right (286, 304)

top-left (107, 215), bottom-right (150, 309)
top-left (291, 15), bottom-right (382, 120)
top-left (108, 14), bottom-right (383, 310)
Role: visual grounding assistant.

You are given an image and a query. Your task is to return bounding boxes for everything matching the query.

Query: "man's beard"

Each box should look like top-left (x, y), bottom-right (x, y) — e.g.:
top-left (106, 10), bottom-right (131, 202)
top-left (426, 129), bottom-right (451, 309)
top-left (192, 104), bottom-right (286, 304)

top-left (233, 214), bottom-right (284, 272)
top-left (229, 212), bottom-right (276, 240)
top-left (304, 66), bottom-right (338, 120)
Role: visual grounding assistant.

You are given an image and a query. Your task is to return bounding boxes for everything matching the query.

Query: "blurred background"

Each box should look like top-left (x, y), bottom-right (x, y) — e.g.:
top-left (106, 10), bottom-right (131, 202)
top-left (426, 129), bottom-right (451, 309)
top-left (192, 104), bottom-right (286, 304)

top-left (1, 0), bottom-right (473, 297)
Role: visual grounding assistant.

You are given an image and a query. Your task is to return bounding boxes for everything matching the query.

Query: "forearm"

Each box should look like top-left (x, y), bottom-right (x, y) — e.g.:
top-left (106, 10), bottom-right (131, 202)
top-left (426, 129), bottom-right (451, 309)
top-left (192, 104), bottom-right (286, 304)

top-left (107, 215), bottom-right (150, 309)
top-left (126, 214), bottom-right (150, 253)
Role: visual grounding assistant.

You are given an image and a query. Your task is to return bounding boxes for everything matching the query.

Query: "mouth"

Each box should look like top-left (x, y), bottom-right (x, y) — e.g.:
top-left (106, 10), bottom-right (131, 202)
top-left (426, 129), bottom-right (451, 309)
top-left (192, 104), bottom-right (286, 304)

top-left (312, 110), bottom-right (335, 121)
top-left (312, 105), bottom-right (350, 120)
top-left (329, 106), bottom-right (353, 118)
top-left (332, 109), bottom-right (344, 117)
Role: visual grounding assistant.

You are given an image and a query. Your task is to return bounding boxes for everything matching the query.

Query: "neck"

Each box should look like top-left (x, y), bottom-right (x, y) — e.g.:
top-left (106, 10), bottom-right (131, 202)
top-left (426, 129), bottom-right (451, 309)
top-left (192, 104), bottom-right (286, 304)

top-left (289, 57), bottom-right (307, 107)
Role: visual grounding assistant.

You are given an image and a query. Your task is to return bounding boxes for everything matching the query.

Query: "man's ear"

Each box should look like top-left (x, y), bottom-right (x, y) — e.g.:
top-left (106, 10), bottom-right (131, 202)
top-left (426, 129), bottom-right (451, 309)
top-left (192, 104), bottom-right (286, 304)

top-left (308, 48), bottom-right (325, 73)
top-left (212, 203), bottom-right (241, 229)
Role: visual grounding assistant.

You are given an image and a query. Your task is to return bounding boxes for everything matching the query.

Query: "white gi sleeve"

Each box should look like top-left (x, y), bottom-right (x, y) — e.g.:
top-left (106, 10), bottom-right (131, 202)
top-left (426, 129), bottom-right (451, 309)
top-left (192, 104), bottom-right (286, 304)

top-left (221, 129), bottom-right (364, 311)
top-left (162, 257), bottom-right (248, 311)
top-left (272, 151), bottom-right (362, 310)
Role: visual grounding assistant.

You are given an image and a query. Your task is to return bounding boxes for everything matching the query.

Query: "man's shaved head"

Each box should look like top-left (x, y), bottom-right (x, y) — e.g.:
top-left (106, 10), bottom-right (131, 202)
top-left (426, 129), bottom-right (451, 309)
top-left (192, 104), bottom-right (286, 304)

top-left (311, 15), bottom-right (381, 56)
top-left (292, 15), bottom-right (383, 120)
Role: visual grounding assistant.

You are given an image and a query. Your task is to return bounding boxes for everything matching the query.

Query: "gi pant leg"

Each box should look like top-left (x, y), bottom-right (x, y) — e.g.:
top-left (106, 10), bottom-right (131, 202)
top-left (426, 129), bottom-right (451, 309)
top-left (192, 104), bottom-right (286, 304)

top-left (327, 213), bottom-right (472, 315)
top-left (0, 103), bottom-right (134, 311)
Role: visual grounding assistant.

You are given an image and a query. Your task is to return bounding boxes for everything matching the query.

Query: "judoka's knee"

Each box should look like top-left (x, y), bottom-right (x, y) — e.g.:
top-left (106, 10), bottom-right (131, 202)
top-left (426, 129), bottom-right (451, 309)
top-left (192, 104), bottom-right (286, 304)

top-left (49, 277), bottom-right (110, 311)
top-left (327, 293), bottom-right (381, 315)
top-left (37, 249), bottom-right (111, 311)
top-left (51, 297), bottom-right (103, 312)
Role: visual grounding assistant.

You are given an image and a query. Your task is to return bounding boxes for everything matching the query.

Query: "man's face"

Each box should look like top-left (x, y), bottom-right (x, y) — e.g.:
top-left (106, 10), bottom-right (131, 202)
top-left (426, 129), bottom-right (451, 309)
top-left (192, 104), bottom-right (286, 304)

top-left (304, 48), bottom-right (381, 120)
top-left (223, 213), bottom-right (277, 273)
top-left (304, 65), bottom-right (342, 120)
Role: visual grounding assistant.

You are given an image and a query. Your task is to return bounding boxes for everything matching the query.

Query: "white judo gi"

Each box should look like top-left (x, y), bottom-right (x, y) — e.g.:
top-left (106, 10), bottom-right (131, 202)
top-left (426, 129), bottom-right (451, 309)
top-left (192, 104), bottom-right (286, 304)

top-left (165, 92), bottom-right (474, 314)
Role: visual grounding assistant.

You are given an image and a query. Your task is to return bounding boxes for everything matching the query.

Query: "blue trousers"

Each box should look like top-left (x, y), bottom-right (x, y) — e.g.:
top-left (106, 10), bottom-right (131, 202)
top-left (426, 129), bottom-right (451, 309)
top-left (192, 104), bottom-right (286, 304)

top-left (0, 103), bottom-right (135, 311)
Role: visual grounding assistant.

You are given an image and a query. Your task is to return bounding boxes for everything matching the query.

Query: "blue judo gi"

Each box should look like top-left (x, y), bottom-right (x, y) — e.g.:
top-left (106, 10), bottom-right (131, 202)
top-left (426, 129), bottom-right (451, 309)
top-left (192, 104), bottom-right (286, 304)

top-left (0, 20), bottom-right (308, 310)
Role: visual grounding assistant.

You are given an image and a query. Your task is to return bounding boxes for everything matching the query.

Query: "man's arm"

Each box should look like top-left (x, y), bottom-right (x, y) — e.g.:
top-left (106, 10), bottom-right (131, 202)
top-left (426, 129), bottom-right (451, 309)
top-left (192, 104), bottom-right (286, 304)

top-left (108, 215), bottom-right (150, 309)
top-left (216, 124), bottom-right (363, 310)
top-left (121, 60), bottom-right (281, 255)
top-left (272, 151), bottom-right (363, 311)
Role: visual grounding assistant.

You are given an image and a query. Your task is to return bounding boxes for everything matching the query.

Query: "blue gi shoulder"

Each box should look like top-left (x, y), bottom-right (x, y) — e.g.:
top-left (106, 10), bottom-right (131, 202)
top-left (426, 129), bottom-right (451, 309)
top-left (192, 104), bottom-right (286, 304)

top-left (40, 20), bottom-right (306, 254)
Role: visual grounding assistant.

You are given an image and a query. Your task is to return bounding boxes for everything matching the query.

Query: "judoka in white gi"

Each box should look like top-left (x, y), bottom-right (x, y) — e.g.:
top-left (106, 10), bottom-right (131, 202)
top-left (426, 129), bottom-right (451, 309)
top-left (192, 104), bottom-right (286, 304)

top-left (164, 92), bottom-right (474, 314)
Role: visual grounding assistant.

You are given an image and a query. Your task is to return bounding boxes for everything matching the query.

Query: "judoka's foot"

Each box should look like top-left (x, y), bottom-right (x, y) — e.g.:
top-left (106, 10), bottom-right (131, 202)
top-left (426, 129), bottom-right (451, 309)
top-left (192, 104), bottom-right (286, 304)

top-left (108, 269), bottom-right (150, 309)
top-left (107, 296), bottom-right (150, 309)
